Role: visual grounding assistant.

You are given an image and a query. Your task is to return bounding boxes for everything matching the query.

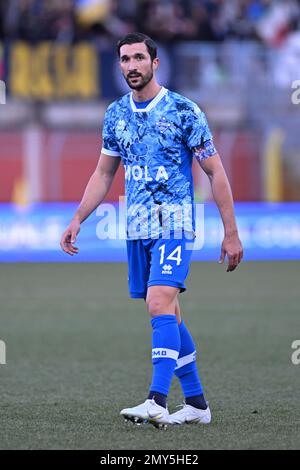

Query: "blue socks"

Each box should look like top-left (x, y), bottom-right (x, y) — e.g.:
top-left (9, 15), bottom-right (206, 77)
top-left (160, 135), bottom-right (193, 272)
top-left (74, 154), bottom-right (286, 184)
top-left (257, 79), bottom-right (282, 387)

top-left (148, 315), bottom-right (207, 410)
top-left (149, 315), bottom-right (180, 405)
top-left (175, 320), bottom-right (207, 410)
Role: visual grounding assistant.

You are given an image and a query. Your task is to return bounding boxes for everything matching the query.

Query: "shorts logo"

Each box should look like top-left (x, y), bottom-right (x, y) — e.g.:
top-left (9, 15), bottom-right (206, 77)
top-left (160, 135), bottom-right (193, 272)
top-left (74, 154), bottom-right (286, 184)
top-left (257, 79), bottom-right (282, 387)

top-left (162, 264), bottom-right (172, 275)
top-left (156, 117), bottom-right (171, 133)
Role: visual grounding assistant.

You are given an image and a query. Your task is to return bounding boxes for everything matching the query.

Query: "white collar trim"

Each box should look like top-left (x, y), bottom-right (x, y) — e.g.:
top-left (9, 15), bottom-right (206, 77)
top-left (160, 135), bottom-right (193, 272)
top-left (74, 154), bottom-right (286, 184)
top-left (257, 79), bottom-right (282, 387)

top-left (130, 86), bottom-right (168, 113)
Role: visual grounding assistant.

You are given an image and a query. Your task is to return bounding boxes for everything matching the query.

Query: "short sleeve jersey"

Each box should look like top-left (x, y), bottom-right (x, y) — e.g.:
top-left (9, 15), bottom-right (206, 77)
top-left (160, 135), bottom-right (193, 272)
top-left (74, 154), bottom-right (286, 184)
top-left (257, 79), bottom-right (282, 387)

top-left (102, 87), bottom-right (216, 239)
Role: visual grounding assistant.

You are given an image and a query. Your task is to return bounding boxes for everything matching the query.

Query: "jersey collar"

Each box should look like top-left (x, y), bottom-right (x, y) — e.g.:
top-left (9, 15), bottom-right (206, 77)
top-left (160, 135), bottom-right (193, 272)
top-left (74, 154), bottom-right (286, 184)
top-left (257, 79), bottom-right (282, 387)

top-left (130, 86), bottom-right (168, 113)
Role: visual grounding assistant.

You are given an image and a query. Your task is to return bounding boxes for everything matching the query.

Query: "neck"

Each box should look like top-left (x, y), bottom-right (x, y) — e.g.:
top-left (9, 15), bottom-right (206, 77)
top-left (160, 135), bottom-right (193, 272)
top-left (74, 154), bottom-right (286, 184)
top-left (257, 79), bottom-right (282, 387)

top-left (132, 80), bottom-right (162, 102)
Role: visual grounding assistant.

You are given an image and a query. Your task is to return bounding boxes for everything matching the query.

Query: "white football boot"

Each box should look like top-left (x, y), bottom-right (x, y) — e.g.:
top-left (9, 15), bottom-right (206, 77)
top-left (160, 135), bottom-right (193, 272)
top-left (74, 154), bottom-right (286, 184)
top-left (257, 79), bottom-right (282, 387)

top-left (120, 399), bottom-right (169, 429)
top-left (169, 403), bottom-right (211, 425)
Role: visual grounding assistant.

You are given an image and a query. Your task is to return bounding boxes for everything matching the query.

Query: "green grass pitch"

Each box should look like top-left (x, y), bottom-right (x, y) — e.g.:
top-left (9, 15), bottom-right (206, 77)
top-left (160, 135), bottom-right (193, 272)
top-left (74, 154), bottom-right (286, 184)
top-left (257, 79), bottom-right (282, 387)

top-left (0, 261), bottom-right (300, 450)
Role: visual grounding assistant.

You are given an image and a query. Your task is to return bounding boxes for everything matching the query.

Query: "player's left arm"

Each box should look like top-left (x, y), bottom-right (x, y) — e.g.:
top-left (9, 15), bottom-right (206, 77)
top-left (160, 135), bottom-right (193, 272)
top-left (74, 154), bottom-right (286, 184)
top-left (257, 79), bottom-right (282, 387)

top-left (196, 149), bottom-right (243, 272)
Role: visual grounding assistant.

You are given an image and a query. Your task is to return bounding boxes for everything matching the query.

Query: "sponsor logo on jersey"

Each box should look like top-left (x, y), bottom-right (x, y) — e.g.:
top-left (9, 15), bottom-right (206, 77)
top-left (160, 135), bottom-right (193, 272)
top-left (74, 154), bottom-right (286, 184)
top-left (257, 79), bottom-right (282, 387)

top-left (124, 165), bottom-right (169, 181)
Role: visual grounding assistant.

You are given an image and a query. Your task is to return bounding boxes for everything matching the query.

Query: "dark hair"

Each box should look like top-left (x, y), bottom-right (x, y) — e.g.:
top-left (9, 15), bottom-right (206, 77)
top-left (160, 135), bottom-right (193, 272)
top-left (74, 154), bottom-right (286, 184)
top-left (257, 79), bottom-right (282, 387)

top-left (117, 32), bottom-right (157, 61)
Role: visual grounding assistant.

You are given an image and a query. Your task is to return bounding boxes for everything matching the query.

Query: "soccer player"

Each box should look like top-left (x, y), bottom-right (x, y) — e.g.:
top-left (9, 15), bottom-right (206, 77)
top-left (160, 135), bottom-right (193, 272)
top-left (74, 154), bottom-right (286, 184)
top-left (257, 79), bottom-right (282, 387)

top-left (60, 33), bottom-right (243, 428)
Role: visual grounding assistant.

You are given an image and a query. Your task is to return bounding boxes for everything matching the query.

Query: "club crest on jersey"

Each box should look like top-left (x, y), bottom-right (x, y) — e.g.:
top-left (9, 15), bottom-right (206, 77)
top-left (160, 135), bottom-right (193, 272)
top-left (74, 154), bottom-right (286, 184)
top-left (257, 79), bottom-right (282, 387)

top-left (156, 117), bottom-right (171, 133)
top-left (116, 119), bottom-right (126, 132)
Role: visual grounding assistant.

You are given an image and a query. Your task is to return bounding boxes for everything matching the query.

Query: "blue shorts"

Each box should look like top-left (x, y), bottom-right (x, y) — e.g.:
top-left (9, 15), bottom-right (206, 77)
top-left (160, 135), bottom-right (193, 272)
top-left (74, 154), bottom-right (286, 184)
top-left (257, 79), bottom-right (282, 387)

top-left (126, 232), bottom-right (194, 299)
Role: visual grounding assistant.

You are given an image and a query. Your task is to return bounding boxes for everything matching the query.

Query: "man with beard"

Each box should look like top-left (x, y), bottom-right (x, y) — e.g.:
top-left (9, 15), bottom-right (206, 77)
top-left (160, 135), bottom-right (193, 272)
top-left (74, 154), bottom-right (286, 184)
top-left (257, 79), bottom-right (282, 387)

top-left (60, 32), bottom-right (243, 428)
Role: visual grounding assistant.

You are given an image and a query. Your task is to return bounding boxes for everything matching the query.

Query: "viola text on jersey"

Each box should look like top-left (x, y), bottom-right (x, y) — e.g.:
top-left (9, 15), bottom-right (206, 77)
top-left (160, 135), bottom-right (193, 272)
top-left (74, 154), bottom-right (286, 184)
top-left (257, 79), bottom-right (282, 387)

top-left (124, 165), bottom-right (169, 182)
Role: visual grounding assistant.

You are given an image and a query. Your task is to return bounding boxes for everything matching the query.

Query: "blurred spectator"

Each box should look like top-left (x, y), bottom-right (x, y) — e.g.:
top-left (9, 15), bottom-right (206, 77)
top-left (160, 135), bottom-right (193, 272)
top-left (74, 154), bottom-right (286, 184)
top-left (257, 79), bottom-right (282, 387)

top-left (75, 0), bottom-right (110, 26)
top-left (2, 0), bottom-right (75, 42)
top-left (274, 17), bottom-right (300, 87)
top-left (256, 0), bottom-right (300, 46)
top-left (0, 0), bottom-right (299, 45)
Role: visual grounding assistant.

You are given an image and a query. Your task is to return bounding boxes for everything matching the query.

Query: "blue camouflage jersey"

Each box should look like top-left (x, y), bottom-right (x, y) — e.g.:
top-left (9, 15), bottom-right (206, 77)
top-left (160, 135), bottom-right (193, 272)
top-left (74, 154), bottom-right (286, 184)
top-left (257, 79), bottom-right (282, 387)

top-left (101, 86), bottom-right (216, 240)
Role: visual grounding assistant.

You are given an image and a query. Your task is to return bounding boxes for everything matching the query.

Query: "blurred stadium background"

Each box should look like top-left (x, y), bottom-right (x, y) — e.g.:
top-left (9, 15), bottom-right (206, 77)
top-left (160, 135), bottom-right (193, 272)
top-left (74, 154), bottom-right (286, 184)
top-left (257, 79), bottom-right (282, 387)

top-left (1, 0), bottom-right (300, 451)
top-left (0, 0), bottom-right (300, 261)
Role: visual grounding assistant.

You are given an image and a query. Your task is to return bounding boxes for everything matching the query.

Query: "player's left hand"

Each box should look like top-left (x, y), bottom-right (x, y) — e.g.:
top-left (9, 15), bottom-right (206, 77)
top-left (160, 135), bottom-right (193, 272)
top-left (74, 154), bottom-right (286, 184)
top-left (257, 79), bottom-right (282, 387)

top-left (219, 233), bottom-right (243, 272)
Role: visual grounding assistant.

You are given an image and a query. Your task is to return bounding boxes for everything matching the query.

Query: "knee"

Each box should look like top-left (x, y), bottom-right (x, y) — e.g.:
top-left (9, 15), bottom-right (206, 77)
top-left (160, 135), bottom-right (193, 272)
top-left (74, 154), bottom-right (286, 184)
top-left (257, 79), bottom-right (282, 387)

top-left (146, 293), bottom-right (173, 317)
top-left (146, 296), bottom-right (163, 316)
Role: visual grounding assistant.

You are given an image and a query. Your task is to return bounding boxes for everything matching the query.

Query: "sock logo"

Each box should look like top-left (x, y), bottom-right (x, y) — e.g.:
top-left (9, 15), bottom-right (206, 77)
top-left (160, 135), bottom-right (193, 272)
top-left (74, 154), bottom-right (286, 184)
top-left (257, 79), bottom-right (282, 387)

top-left (152, 348), bottom-right (179, 361)
top-left (162, 264), bottom-right (172, 275)
top-left (153, 349), bottom-right (167, 357)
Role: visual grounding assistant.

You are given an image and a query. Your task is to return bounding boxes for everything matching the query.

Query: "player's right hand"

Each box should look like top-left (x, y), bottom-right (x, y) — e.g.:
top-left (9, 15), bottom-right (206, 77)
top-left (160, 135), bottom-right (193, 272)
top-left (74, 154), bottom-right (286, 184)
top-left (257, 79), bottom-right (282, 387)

top-left (60, 219), bottom-right (80, 256)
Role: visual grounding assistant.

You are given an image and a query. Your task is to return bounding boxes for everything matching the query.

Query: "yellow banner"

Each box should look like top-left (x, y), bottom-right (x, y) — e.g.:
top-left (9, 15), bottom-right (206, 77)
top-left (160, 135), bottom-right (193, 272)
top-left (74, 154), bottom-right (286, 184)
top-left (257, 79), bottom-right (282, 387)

top-left (10, 42), bottom-right (99, 100)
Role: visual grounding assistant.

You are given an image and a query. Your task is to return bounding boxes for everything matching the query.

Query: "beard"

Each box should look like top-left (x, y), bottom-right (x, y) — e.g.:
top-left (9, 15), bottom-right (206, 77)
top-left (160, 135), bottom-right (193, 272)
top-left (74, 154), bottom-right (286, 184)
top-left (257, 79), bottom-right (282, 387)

top-left (124, 68), bottom-right (154, 91)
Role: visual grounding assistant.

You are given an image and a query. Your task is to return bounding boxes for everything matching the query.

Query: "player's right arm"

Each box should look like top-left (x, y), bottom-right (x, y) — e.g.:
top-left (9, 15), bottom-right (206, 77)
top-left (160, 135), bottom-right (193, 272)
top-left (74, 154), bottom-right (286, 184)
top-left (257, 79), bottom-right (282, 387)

top-left (60, 153), bottom-right (121, 255)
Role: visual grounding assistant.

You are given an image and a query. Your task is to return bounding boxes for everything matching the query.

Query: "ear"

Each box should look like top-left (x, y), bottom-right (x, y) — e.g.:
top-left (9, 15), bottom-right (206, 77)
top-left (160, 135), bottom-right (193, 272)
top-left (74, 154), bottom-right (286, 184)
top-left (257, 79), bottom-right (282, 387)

top-left (153, 57), bottom-right (159, 71)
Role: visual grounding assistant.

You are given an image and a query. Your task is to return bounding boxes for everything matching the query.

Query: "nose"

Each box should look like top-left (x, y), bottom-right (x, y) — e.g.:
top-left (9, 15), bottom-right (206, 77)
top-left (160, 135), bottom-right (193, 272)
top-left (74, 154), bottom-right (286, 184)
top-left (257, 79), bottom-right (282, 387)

top-left (127, 58), bottom-right (138, 72)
